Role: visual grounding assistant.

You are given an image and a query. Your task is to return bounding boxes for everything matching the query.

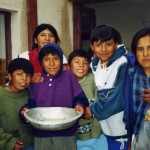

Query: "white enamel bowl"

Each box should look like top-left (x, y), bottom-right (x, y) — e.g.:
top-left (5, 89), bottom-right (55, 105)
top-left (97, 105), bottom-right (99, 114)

top-left (24, 107), bottom-right (82, 131)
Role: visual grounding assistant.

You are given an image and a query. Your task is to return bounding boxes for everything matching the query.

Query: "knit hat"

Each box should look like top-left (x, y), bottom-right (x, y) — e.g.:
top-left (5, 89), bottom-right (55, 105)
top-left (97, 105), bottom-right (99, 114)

top-left (38, 43), bottom-right (63, 75)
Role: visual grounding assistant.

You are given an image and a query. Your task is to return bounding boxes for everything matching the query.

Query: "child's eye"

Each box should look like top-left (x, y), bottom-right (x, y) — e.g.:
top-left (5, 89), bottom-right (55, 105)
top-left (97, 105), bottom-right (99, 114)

top-left (49, 34), bottom-right (54, 38)
top-left (44, 58), bottom-right (49, 61)
top-left (148, 46), bottom-right (150, 51)
top-left (75, 61), bottom-right (79, 64)
top-left (27, 74), bottom-right (32, 77)
top-left (54, 57), bottom-right (59, 60)
top-left (95, 43), bottom-right (101, 46)
top-left (106, 42), bottom-right (112, 46)
top-left (40, 34), bottom-right (45, 37)
top-left (17, 73), bottom-right (22, 76)
top-left (136, 48), bottom-right (143, 52)
top-left (83, 62), bottom-right (89, 65)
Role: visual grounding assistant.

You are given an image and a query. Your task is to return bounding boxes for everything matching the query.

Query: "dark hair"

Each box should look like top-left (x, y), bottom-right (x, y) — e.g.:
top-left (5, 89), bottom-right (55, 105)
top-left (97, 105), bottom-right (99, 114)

top-left (32, 23), bottom-right (60, 49)
top-left (88, 48), bottom-right (94, 60)
top-left (90, 24), bottom-right (122, 45)
top-left (38, 43), bottom-right (63, 66)
top-left (131, 27), bottom-right (150, 55)
top-left (68, 49), bottom-right (91, 65)
top-left (7, 58), bottom-right (34, 75)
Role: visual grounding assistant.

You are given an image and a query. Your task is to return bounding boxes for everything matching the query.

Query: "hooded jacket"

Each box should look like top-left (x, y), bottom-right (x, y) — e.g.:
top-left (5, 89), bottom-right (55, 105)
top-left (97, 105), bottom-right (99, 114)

top-left (26, 43), bottom-right (89, 137)
top-left (90, 45), bottom-right (131, 137)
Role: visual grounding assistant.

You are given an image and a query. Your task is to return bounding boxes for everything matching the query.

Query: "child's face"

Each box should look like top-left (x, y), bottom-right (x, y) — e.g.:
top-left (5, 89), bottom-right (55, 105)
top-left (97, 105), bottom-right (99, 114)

top-left (90, 39), bottom-right (117, 64)
top-left (70, 56), bottom-right (89, 80)
top-left (8, 70), bottom-right (32, 92)
top-left (35, 29), bottom-right (56, 51)
top-left (136, 35), bottom-right (150, 75)
top-left (42, 53), bottom-right (61, 76)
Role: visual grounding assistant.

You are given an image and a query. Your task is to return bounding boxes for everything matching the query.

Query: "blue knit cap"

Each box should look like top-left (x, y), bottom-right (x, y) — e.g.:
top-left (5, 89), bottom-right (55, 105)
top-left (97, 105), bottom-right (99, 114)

top-left (42, 43), bottom-right (63, 59)
top-left (38, 43), bottom-right (63, 74)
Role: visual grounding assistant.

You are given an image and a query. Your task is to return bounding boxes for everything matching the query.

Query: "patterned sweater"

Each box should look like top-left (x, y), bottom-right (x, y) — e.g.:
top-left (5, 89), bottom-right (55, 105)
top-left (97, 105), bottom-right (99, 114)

top-left (76, 73), bottom-right (101, 140)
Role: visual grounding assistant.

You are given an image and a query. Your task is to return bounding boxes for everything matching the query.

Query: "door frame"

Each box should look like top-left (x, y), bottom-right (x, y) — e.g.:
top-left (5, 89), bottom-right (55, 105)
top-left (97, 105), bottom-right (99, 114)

top-left (73, 3), bottom-right (95, 50)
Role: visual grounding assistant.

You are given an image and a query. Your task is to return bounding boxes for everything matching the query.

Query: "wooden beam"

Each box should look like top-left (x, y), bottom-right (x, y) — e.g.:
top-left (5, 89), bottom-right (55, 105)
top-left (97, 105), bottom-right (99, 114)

top-left (27, 0), bottom-right (37, 50)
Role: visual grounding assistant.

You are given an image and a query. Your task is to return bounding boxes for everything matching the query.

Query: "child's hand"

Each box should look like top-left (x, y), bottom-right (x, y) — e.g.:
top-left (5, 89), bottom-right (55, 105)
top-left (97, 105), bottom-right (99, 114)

top-left (142, 89), bottom-right (150, 103)
top-left (75, 104), bottom-right (84, 114)
top-left (14, 140), bottom-right (24, 150)
top-left (20, 107), bottom-right (29, 123)
top-left (31, 73), bottom-right (43, 83)
top-left (84, 107), bottom-right (92, 119)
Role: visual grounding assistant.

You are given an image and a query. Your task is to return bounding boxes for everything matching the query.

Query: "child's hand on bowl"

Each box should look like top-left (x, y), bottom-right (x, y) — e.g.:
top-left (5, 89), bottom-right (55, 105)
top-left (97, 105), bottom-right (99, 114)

top-left (20, 107), bottom-right (29, 123)
top-left (75, 104), bottom-right (84, 114)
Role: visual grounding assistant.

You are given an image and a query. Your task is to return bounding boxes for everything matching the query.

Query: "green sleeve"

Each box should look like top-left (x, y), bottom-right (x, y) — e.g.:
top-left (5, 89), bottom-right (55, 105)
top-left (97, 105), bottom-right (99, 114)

top-left (0, 128), bottom-right (17, 150)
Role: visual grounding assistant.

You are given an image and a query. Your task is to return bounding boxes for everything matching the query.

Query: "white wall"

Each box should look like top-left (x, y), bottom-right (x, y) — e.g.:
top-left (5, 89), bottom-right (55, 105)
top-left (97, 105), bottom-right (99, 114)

top-left (0, 14), bottom-right (6, 59)
top-left (0, 0), bottom-right (28, 59)
top-left (85, 0), bottom-right (150, 49)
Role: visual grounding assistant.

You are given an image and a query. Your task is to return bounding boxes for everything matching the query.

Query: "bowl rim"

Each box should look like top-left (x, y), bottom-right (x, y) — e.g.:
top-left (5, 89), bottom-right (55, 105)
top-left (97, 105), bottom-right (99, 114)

top-left (24, 107), bottom-right (83, 125)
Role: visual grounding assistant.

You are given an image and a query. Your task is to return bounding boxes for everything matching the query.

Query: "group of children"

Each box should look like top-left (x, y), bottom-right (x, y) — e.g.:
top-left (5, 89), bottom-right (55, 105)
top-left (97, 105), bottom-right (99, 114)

top-left (0, 23), bottom-right (150, 150)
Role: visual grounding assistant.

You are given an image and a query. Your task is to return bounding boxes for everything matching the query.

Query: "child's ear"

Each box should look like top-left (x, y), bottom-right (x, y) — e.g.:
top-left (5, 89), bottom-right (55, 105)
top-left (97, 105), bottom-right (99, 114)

top-left (34, 38), bottom-right (37, 44)
top-left (90, 44), bottom-right (94, 51)
top-left (8, 73), bottom-right (12, 81)
top-left (115, 43), bottom-right (118, 49)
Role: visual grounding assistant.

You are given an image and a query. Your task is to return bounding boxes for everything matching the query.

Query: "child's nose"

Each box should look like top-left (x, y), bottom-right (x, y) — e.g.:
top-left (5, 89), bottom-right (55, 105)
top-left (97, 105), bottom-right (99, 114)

top-left (49, 60), bottom-right (54, 66)
top-left (101, 44), bottom-right (106, 52)
top-left (79, 62), bottom-right (83, 67)
top-left (46, 35), bottom-right (50, 41)
top-left (143, 49), bottom-right (149, 56)
top-left (22, 73), bottom-right (27, 80)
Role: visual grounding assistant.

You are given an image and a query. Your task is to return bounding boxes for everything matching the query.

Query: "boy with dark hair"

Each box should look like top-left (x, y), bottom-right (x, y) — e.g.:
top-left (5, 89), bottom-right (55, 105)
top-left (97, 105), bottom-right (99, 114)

top-left (21, 43), bottom-right (90, 150)
top-left (0, 58), bottom-right (34, 150)
top-left (68, 49), bottom-right (108, 150)
top-left (90, 24), bottom-right (131, 150)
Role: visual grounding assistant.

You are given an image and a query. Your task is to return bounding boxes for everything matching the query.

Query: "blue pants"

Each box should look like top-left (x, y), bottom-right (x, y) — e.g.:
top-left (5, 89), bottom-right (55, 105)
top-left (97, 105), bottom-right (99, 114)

top-left (77, 134), bottom-right (108, 150)
top-left (107, 137), bottom-right (128, 150)
top-left (25, 145), bottom-right (34, 150)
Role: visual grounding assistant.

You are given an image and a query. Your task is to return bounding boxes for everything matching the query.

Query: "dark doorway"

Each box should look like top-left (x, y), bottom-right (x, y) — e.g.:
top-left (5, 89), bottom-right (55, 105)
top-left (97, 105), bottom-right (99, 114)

top-left (73, 3), bottom-right (95, 50)
top-left (0, 11), bottom-right (11, 85)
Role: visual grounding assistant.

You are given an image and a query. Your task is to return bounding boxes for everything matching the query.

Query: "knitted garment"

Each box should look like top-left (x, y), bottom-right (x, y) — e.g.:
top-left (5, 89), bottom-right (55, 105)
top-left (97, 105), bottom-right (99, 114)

top-left (124, 65), bottom-right (150, 142)
top-left (0, 86), bottom-right (33, 150)
top-left (76, 73), bottom-right (101, 140)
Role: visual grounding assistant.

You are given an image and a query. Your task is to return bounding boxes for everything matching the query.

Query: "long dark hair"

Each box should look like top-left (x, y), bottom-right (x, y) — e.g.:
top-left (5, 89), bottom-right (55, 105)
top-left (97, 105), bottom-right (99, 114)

top-left (32, 23), bottom-right (60, 49)
top-left (131, 27), bottom-right (150, 55)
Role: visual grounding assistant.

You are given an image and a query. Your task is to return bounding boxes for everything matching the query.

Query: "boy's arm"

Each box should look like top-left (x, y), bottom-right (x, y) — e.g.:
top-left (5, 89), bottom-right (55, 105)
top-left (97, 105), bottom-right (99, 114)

top-left (19, 98), bottom-right (36, 123)
top-left (19, 85), bottom-right (36, 123)
top-left (73, 91), bottom-right (91, 119)
top-left (91, 63), bottom-right (128, 120)
top-left (73, 92), bottom-right (89, 108)
top-left (124, 69), bottom-right (135, 146)
top-left (0, 127), bottom-right (17, 150)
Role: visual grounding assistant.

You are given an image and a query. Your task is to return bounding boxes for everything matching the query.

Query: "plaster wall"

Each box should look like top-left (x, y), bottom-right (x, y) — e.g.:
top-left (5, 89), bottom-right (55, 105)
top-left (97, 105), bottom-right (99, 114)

top-left (0, 0), bottom-right (28, 59)
top-left (86, 0), bottom-right (150, 49)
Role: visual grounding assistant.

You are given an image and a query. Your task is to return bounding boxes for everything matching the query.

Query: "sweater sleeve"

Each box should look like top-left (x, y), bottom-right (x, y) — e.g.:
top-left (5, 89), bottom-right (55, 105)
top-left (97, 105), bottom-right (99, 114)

top-left (73, 91), bottom-right (89, 108)
top-left (123, 69), bottom-right (135, 145)
top-left (0, 128), bottom-right (17, 150)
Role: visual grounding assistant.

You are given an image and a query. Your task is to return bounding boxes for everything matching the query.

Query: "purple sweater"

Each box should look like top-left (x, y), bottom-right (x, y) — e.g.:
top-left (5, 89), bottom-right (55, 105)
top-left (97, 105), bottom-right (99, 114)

top-left (29, 70), bottom-right (89, 137)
